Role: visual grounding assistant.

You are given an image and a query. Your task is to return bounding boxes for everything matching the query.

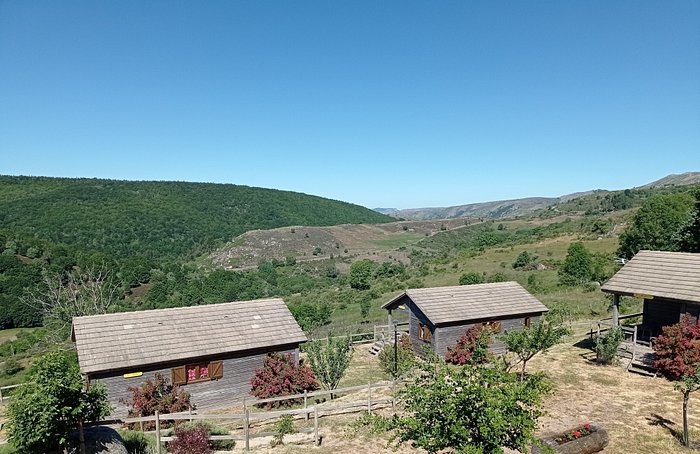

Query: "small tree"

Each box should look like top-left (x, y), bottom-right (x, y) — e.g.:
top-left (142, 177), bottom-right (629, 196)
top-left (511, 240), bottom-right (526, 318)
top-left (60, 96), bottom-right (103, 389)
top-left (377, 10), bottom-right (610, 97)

top-left (392, 357), bottom-right (552, 453)
top-left (305, 335), bottom-right (353, 398)
top-left (123, 373), bottom-right (191, 429)
top-left (676, 369), bottom-right (700, 447)
top-left (458, 272), bottom-right (483, 286)
top-left (445, 324), bottom-right (492, 365)
top-left (559, 242), bottom-right (593, 286)
top-left (378, 334), bottom-right (415, 378)
top-left (7, 350), bottom-right (111, 453)
top-left (653, 316), bottom-right (700, 447)
top-left (250, 352), bottom-right (318, 408)
top-left (502, 320), bottom-right (569, 380)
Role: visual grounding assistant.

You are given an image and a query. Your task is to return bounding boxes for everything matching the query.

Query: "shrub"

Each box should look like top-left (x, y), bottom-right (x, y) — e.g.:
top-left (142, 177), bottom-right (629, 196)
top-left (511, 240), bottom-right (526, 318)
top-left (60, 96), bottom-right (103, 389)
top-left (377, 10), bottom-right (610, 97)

top-left (458, 272), bottom-right (483, 286)
top-left (445, 325), bottom-right (492, 365)
top-left (6, 350), bottom-right (111, 453)
top-left (512, 251), bottom-right (537, 269)
top-left (654, 315), bottom-right (700, 380)
top-left (0, 357), bottom-right (22, 377)
top-left (250, 352), bottom-right (318, 408)
top-left (168, 424), bottom-right (212, 454)
top-left (393, 357), bottom-right (552, 453)
top-left (596, 326), bottom-right (623, 364)
top-left (118, 429), bottom-right (157, 454)
top-left (378, 334), bottom-right (415, 378)
top-left (123, 373), bottom-right (191, 429)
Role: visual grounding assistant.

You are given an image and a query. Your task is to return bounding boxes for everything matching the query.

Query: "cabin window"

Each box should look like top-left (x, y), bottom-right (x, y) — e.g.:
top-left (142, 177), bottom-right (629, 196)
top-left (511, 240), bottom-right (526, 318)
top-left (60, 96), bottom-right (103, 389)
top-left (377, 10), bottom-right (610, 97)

top-left (484, 321), bottom-right (502, 333)
top-left (524, 317), bottom-right (531, 328)
top-left (172, 360), bottom-right (223, 385)
top-left (417, 322), bottom-right (432, 342)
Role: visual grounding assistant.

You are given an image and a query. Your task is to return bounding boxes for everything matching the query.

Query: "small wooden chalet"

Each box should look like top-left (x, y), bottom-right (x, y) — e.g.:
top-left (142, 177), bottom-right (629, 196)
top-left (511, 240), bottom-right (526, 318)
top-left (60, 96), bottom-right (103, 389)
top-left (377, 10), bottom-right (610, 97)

top-left (72, 298), bottom-right (307, 417)
top-left (382, 282), bottom-right (548, 357)
top-left (602, 250), bottom-right (700, 338)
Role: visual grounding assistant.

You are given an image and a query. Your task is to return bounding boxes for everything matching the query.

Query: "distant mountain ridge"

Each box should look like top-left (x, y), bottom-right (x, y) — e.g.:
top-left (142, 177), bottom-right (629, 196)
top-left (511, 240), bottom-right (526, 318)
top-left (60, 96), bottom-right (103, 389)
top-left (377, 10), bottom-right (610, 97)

top-left (376, 172), bottom-right (700, 220)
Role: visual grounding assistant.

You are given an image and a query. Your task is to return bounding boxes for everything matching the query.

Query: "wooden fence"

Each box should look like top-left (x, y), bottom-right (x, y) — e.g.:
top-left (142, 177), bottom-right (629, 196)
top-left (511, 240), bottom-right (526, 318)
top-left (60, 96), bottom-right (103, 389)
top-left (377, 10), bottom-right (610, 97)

top-left (0, 384), bottom-right (22, 404)
top-left (118, 380), bottom-right (398, 453)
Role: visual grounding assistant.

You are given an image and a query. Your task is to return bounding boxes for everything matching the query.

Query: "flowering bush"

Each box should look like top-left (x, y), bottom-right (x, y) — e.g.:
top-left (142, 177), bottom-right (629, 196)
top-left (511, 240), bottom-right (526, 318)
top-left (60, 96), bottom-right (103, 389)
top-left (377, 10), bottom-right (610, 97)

top-left (168, 423), bottom-right (212, 454)
top-left (250, 352), bottom-right (319, 408)
top-left (554, 423), bottom-right (594, 444)
top-left (654, 315), bottom-right (700, 380)
top-left (122, 373), bottom-right (191, 429)
top-left (445, 325), bottom-right (492, 365)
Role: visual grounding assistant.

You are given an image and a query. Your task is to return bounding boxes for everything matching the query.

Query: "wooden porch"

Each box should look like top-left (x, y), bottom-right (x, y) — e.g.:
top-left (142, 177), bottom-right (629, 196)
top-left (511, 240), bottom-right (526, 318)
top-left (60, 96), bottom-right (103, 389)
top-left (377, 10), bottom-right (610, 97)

top-left (592, 313), bottom-right (657, 376)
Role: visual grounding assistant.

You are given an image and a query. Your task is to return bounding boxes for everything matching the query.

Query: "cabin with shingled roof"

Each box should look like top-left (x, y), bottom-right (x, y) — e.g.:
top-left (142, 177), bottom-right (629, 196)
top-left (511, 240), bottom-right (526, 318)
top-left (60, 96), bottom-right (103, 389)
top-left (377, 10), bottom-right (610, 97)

top-left (382, 281), bottom-right (548, 358)
top-left (602, 250), bottom-right (700, 340)
top-left (71, 298), bottom-right (307, 417)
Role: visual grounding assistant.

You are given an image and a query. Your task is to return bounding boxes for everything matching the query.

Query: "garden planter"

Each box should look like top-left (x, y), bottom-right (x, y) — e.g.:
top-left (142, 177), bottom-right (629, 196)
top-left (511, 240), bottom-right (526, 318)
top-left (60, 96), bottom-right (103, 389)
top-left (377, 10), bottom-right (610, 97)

top-left (532, 422), bottom-right (608, 454)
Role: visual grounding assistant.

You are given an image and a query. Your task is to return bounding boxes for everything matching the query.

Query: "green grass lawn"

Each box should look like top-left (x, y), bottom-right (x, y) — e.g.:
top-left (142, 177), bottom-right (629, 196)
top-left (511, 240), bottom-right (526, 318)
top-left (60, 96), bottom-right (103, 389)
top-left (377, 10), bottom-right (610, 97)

top-left (369, 231), bottom-right (425, 250)
top-left (0, 329), bottom-right (36, 345)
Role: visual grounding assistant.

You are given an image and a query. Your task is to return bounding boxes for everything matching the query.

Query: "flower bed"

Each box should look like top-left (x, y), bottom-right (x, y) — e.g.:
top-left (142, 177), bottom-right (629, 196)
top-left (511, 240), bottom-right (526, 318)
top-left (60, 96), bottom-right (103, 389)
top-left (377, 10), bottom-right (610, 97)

top-left (532, 422), bottom-right (608, 454)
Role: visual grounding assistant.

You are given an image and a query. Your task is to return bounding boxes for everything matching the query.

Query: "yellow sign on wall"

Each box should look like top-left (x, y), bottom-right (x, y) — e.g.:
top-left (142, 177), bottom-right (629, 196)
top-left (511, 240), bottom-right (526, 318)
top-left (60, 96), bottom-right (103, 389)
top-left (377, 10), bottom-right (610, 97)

top-left (123, 372), bottom-right (143, 378)
top-left (633, 293), bottom-right (654, 300)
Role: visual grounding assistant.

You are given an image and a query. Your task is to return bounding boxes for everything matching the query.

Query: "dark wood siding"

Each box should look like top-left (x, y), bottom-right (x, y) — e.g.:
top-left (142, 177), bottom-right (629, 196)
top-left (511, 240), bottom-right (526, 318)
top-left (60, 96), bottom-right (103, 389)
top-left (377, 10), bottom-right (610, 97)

top-left (434, 315), bottom-right (542, 358)
top-left (93, 346), bottom-right (299, 418)
top-left (404, 298), bottom-right (435, 357)
top-left (644, 299), bottom-right (682, 335)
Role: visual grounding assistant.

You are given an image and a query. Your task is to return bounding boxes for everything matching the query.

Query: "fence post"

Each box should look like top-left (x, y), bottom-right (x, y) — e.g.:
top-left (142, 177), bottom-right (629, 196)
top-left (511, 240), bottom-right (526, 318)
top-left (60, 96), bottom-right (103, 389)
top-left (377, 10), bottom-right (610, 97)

top-left (0, 387), bottom-right (3, 404)
top-left (314, 406), bottom-right (319, 446)
top-left (304, 390), bottom-right (309, 422)
top-left (155, 411), bottom-right (161, 454)
top-left (79, 420), bottom-right (86, 454)
top-left (139, 420), bottom-right (144, 432)
top-left (391, 380), bottom-right (395, 410)
top-left (244, 408), bottom-right (250, 452)
top-left (367, 382), bottom-right (372, 414)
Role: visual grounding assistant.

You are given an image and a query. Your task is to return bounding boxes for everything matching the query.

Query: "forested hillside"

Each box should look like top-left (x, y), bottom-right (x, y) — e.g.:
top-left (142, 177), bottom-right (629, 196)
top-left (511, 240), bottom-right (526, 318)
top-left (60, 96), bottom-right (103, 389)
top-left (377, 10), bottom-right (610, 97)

top-left (0, 175), bottom-right (391, 328)
top-left (0, 176), bottom-right (391, 260)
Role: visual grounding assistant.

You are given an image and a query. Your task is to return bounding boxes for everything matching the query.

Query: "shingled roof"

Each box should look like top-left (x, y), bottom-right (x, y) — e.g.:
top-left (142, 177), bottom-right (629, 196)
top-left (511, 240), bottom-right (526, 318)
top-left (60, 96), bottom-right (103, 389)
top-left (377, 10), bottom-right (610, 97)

top-left (72, 298), bottom-right (307, 375)
top-left (382, 281), bottom-right (548, 325)
top-left (601, 250), bottom-right (700, 304)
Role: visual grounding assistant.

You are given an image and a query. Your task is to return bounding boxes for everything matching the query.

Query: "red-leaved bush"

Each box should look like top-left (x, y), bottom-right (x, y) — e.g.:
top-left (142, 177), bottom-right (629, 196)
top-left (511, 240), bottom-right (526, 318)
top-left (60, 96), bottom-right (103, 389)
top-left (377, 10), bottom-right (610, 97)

top-left (250, 352), bottom-right (318, 408)
top-left (168, 424), bottom-right (212, 454)
top-left (445, 324), bottom-right (492, 365)
top-left (122, 373), bottom-right (191, 429)
top-left (654, 315), bottom-right (700, 380)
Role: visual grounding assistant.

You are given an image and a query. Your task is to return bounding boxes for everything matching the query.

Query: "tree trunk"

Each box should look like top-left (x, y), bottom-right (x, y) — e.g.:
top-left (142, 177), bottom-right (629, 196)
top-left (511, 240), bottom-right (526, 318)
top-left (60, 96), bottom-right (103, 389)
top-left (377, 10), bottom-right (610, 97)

top-left (684, 390), bottom-right (690, 447)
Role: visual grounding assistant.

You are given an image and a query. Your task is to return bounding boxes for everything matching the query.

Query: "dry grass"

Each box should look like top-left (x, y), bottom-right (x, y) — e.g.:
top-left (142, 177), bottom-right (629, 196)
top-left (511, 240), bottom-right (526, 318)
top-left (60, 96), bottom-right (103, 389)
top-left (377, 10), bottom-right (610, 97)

top-left (216, 337), bottom-right (700, 452)
top-left (529, 338), bottom-right (700, 453)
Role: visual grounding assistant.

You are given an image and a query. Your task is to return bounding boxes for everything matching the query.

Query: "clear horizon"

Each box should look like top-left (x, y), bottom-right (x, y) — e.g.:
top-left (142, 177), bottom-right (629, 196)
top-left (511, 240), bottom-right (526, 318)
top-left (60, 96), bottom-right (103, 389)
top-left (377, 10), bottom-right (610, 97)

top-left (1, 1), bottom-right (699, 209)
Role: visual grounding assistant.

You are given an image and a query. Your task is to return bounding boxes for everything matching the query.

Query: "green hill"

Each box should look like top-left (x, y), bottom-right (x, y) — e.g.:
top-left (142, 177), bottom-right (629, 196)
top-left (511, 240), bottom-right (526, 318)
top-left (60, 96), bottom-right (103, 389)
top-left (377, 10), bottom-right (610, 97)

top-left (0, 175), bottom-right (391, 261)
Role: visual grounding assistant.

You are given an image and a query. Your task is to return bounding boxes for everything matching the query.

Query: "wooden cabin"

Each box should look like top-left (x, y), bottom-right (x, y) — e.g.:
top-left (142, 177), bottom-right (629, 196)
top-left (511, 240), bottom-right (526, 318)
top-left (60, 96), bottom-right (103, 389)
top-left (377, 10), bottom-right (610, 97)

top-left (72, 298), bottom-right (307, 417)
top-left (602, 250), bottom-right (700, 338)
top-left (382, 282), bottom-right (548, 357)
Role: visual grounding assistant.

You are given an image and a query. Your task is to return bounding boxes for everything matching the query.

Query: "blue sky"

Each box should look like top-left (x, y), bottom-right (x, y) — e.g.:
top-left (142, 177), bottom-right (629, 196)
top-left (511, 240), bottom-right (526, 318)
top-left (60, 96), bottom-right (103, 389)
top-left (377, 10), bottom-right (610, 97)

top-left (1, 1), bottom-right (698, 209)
